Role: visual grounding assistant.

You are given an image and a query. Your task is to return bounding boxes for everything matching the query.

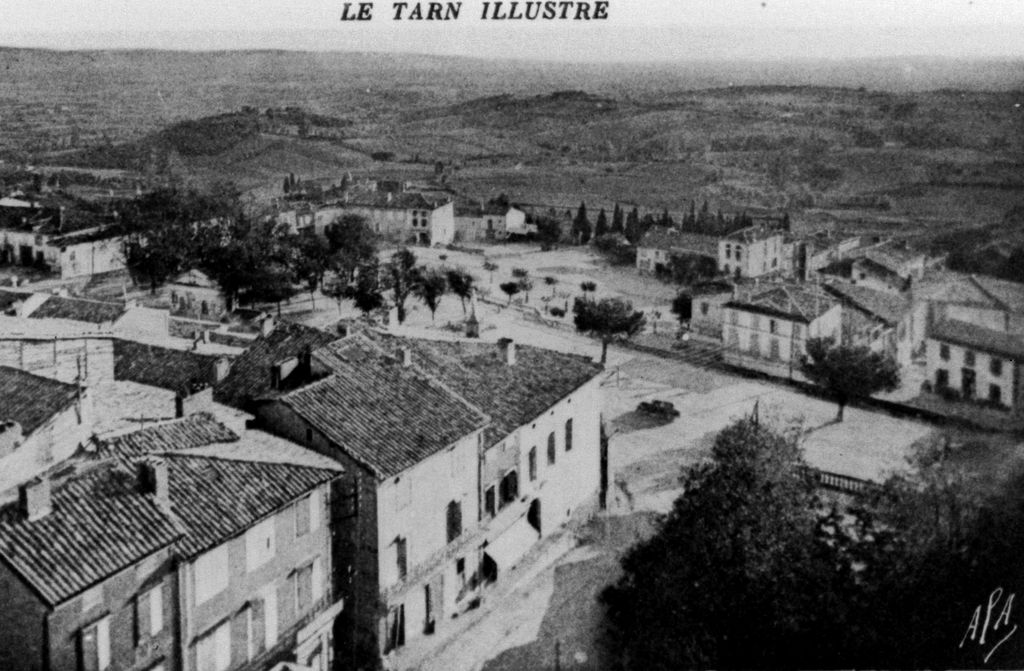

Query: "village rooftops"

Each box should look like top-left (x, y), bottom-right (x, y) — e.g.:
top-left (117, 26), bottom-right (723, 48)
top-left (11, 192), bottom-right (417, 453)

top-left (214, 320), bottom-right (338, 411)
top-left (0, 459), bottom-right (183, 605)
top-left (723, 225), bottom-right (783, 243)
top-left (93, 413), bottom-right (342, 558)
top-left (915, 271), bottom-right (1024, 314)
top-left (0, 315), bottom-right (113, 340)
top-left (29, 295), bottom-right (126, 324)
top-left (335, 190), bottom-right (449, 211)
top-left (824, 281), bottom-right (911, 325)
top-left (638, 227), bottom-right (718, 256)
top-left (0, 289), bottom-right (31, 314)
top-left (114, 339), bottom-right (227, 395)
top-left (930, 319), bottom-right (1024, 360)
top-left (366, 333), bottom-right (604, 447)
top-left (0, 366), bottom-right (80, 437)
top-left (726, 284), bottom-right (838, 324)
top-left (275, 336), bottom-right (490, 479)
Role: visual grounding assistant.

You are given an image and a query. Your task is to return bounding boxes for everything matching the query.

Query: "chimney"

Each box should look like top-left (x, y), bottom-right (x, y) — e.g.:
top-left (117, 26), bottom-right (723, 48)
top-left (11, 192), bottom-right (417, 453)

top-left (138, 458), bottom-right (169, 506)
top-left (401, 347), bottom-right (413, 367)
top-left (260, 315), bottom-right (275, 337)
top-left (19, 477), bottom-right (52, 522)
top-left (212, 357), bottom-right (231, 384)
top-left (0, 420), bottom-right (23, 456)
top-left (271, 356), bottom-right (299, 389)
top-left (498, 338), bottom-right (516, 366)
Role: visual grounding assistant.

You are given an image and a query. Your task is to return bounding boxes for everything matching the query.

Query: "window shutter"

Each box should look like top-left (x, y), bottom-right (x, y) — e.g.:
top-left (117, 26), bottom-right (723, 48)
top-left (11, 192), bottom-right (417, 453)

top-left (312, 557), bottom-right (324, 601)
top-left (149, 583), bottom-right (164, 636)
top-left (309, 489), bottom-right (321, 531)
top-left (95, 616), bottom-right (110, 671)
top-left (250, 598), bottom-right (266, 654)
top-left (80, 623), bottom-right (99, 671)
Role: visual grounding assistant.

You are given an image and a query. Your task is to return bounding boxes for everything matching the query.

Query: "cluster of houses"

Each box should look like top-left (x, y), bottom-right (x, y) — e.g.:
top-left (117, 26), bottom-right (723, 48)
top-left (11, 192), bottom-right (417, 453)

top-left (637, 224), bottom-right (1024, 415)
top-left (0, 278), bottom-right (606, 671)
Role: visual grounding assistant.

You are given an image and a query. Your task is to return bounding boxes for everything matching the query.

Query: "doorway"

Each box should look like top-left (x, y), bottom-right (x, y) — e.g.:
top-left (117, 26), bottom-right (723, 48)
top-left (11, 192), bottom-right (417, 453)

top-left (527, 498), bottom-right (541, 534)
top-left (961, 368), bottom-right (977, 399)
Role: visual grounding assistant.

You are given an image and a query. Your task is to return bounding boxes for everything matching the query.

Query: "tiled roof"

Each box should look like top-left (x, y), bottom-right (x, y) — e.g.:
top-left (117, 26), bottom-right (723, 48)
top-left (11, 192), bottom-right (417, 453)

top-left (214, 321), bottom-right (337, 410)
top-left (0, 366), bottom-right (80, 436)
top-left (724, 225), bottom-right (782, 243)
top-left (638, 227), bottom-right (717, 256)
top-left (340, 191), bottom-right (448, 211)
top-left (916, 272), bottom-right (1024, 314)
top-left (162, 453), bottom-right (339, 557)
top-left (0, 460), bottom-right (182, 605)
top-left (95, 413), bottom-right (238, 460)
top-left (824, 282), bottom-right (910, 325)
top-left (366, 333), bottom-right (604, 448)
top-left (279, 337), bottom-right (489, 478)
top-left (727, 285), bottom-right (837, 324)
top-left (930, 319), bottom-right (1024, 359)
top-left (29, 296), bottom-right (126, 324)
top-left (114, 339), bottom-right (223, 394)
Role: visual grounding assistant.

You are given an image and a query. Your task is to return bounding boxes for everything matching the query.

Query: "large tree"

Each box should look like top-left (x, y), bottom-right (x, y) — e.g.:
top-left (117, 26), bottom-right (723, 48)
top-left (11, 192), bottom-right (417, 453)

top-left (292, 229), bottom-right (331, 308)
top-left (414, 267), bottom-right (447, 321)
top-left (572, 201), bottom-right (592, 244)
top-left (802, 338), bottom-right (900, 421)
top-left (572, 296), bottom-right (645, 364)
top-left (446, 267), bottom-right (475, 315)
top-left (349, 257), bottom-right (385, 316)
top-left (326, 213), bottom-right (378, 284)
top-left (671, 293), bottom-right (692, 323)
top-left (386, 248), bottom-right (420, 324)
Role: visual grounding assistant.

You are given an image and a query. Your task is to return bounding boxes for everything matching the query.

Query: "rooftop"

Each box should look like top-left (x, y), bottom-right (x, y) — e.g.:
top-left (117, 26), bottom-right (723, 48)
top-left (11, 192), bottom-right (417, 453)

top-left (915, 271), bottom-right (1024, 314)
top-left (930, 319), bottom-right (1024, 359)
top-left (638, 227), bottom-right (718, 256)
top-left (367, 333), bottom-right (604, 448)
top-left (0, 289), bottom-right (30, 314)
top-left (29, 295), bottom-right (126, 324)
top-left (0, 460), bottom-right (182, 605)
top-left (727, 284), bottom-right (838, 324)
top-left (278, 336), bottom-right (489, 479)
top-left (214, 321), bottom-right (337, 411)
top-left (824, 281), bottom-right (910, 325)
top-left (95, 412), bottom-right (237, 460)
top-left (723, 225), bottom-right (783, 243)
top-left (114, 339), bottom-right (224, 395)
top-left (0, 366), bottom-right (80, 436)
top-left (337, 191), bottom-right (449, 212)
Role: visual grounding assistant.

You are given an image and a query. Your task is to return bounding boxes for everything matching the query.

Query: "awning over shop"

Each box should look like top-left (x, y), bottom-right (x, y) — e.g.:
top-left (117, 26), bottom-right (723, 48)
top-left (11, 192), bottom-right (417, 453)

top-left (484, 514), bottom-right (540, 572)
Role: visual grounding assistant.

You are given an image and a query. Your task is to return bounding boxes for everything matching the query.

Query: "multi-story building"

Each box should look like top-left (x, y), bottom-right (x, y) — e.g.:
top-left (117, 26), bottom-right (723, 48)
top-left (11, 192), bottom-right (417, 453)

top-left (636, 227), bottom-right (718, 274)
top-left (0, 316), bottom-right (115, 386)
top-left (722, 284), bottom-right (841, 379)
top-left (825, 281), bottom-right (916, 366)
top-left (718, 226), bottom-right (786, 279)
top-left (0, 459), bottom-right (183, 671)
top-left (454, 202), bottom-right (531, 242)
top-left (335, 192), bottom-right (455, 246)
top-left (926, 319), bottom-right (1024, 413)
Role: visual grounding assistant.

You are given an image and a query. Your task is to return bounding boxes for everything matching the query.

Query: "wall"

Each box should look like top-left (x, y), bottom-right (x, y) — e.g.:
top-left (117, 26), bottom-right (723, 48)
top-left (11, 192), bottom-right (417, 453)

top-left (690, 292), bottom-right (731, 339)
top-left (427, 202), bottom-right (455, 246)
top-left (723, 304), bottom-right (841, 372)
top-left (58, 237), bottom-right (126, 279)
top-left (0, 336), bottom-right (115, 386)
top-left (926, 338), bottom-right (1020, 411)
top-left (0, 389), bottom-right (93, 493)
top-left (47, 546), bottom-right (178, 671)
top-left (0, 562), bottom-right (49, 671)
top-left (180, 482), bottom-right (333, 671)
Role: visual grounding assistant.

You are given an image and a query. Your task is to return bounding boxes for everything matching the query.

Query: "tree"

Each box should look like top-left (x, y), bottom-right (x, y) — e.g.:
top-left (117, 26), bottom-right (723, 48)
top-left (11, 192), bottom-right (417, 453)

top-left (611, 203), bottom-right (624, 234)
top-left (483, 260), bottom-right (499, 284)
top-left (802, 338), bottom-right (900, 421)
top-left (326, 214), bottom-right (378, 284)
top-left (349, 257), bottom-right (385, 316)
top-left (446, 268), bottom-right (475, 315)
top-left (512, 268), bottom-right (532, 303)
top-left (624, 207), bottom-right (641, 244)
top-left (602, 417), bottom-right (850, 670)
top-left (593, 233), bottom-right (635, 265)
top-left (595, 208), bottom-right (609, 237)
top-left (579, 280), bottom-right (597, 298)
top-left (499, 281), bottom-right (521, 305)
top-left (292, 230), bottom-right (331, 308)
top-left (533, 215), bottom-right (562, 249)
top-left (573, 296), bottom-right (645, 363)
top-left (671, 293), bottom-right (692, 323)
top-left (544, 275), bottom-right (558, 296)
top-left (415, 267), bottom-right (447, 321)
top-left (386, 248), bottom-right (420, 324)
top-left (572, 201), bottom-right (592, 245)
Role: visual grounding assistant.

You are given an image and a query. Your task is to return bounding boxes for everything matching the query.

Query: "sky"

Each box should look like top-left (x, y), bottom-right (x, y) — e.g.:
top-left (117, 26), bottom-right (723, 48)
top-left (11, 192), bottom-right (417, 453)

top-left (2, 0), bottom-right (1023, 61)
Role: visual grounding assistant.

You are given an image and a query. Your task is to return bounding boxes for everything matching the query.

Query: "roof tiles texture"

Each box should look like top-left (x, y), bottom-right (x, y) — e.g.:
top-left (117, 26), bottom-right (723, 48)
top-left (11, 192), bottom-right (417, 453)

top-left (727, 285), bottom-right (837, 324)
top-left (824, 282), bottom-right (910, 325)
top-left (114, 340), bottom-right (222, 394)
top-left (29, 296), bottom-right (126, 324)
top-left (638, 227), bottom-right (718, 256)
top-left (0, 366), bottom-right (79, 435)
top-left (930, 319), bottom-right (1024, 359)
top-left (281, 337), bottom-right (489, 478)
top-left (96, 413), bottom-right (238, 459)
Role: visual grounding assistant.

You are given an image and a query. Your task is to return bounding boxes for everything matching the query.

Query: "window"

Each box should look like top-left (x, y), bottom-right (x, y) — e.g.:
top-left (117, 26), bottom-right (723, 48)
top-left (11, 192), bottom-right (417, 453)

top-left (991, 357), bottom-right (1003, 377)
top-left (295, 562), bottom-right (315, 613)
top-left (484, 486), bottom-right (496, 518)
top-left (936, 369), bottom-right (949, 388)
top-left (723, 264), bottom-right (730, 275)
top-left (295, 491), bottom-right (320, 538)
top-left (136, 583), bottom-right (163, 641)
top-left (262, 585), bottom-right (278, 648)
top-left (564, 419), bottom-right (573, 452)
top-left (446, 500), bottom-right (463, 543)
top-left (770, 338), bottom-right (780, 360)
top-left (195, 621), bottom-right (230, 671)
top-left (749, 333), bottom-right (760, 355)
top-left (245, 517), bottom-right (276, 572)
top-left (499, 471), bottom-right (519, 508)
top-left (80, 616), bottom-right (110, 671)
top-left (964, 350), bottom-right (976, 367)
top-left (729, 310), bottom-right (738, 325)
top-left (547, 433), bottom-right (556, 465)
top-left (528, 447), bottom-right (537, 481)
top-left (725, 245), bottom-right (732, 259)
top-left (700, 302), bottom-right (709, 316)
top-left (305, 427), bottom-right (313, 444)
top-left (989, 384), bottom-right (1003, 405)
top-left (751, 314), bottom-right (761, 330)
top-left (727, 329), bottom-right (739, 348)
top-left (769, 319), bottom-right (777, 334)
top-left (194, 546), bottom-right (229, 604)
top-left (735, 250), bottom-right (742, 262)
top-left (395, 537), bottom-right (408, 581)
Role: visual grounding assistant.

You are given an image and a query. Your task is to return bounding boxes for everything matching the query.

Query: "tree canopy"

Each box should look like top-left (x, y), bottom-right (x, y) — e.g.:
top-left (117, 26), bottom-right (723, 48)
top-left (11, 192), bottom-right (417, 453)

top-left (572, 296), bottom-right (645, 363)
top-left (414, 267), bottom-right (447, 321)
top-left (802, 338), bottom-right (901, 421)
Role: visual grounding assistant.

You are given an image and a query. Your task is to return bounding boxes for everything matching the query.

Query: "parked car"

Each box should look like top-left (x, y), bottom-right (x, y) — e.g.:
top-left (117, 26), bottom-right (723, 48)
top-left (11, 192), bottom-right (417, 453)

top-left (637, 399), bottom-right (680, 418)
